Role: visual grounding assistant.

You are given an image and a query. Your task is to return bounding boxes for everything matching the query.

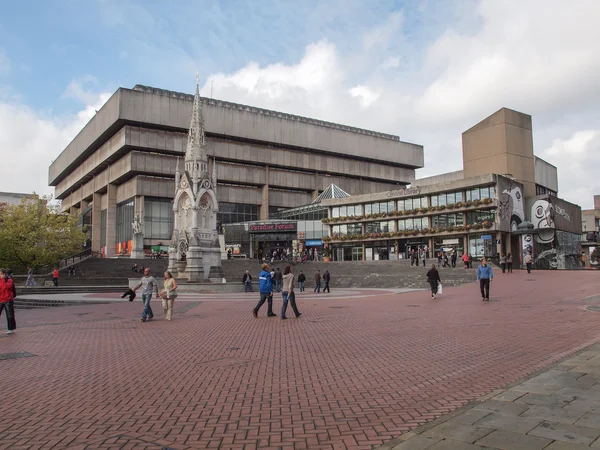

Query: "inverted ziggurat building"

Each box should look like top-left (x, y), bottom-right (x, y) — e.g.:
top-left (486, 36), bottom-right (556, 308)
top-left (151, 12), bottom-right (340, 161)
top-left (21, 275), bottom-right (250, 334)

top-left (49, 82), bottom-right (423, 257)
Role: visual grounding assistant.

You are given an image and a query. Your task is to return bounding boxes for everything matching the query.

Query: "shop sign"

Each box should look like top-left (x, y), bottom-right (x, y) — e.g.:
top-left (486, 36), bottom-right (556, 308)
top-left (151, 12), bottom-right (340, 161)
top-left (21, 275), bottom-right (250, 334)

top-left (481, 235), bottom-right (492, 240)
top-left (249, 223), bottom-right (297, 233)
top-left (443, 239), bottom-right (460, 245)
top-left (386, 186), bottom-right (422, 198)
top-left (305, 239), bottom-right (323, 247)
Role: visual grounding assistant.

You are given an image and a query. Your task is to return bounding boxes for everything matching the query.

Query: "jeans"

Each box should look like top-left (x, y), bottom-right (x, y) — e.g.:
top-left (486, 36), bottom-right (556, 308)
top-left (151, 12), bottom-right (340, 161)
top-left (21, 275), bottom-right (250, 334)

top-left (479, 279), bottom-right (490, 299)
top-left (526, 263), bottom-right (532, 274)
top-left (298, 281), bottom-right (305, 292)
top-left (245, 281), bottom-right (253, 292)
top-left (53, 277), bottom-right (58, 287)
top-left (507, 263), bottom-right (513, 273)
top-left (501, 263), bottom-right (506, 273)
top-left (323, 281), bottom-right (330, 293)
top-left (0, 301), bottom-right (16, 331)
top-left (281, 291), bottom-right (300, 318)
top-left (141, 293), bottom-right (154, 320)
top-left (314, 282), bottom-right (321, 293)
top-left (254, 292), bottom-right (274, 315)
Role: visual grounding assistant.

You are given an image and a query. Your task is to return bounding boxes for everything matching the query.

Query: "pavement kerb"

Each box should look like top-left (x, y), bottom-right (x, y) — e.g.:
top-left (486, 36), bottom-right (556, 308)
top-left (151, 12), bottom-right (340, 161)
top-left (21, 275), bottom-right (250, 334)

top-left (375, 338), bottom-right (600, 450)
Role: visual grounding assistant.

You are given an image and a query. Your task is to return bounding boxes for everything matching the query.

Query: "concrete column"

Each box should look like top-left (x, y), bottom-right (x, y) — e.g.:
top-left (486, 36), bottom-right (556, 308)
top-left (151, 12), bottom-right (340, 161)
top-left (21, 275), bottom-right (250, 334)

top-left (463, 235), bottom-right (469, 256)
top-left (105, 184), bottom-right (118, 257)
top-left (80, 199), bottom-right (90, 211)
top-left (69, 205), bottom-right (78, 216)
top-left (496, 230), bottom-right (502, 255)
top-left (313, 172), bottom-right (319, 200)
top-left (91, 193), bottom-right (102, 252)
top-left (260, 166), bottom-right (270, 220)
top-left (135, 195), bottom-right (145, 235)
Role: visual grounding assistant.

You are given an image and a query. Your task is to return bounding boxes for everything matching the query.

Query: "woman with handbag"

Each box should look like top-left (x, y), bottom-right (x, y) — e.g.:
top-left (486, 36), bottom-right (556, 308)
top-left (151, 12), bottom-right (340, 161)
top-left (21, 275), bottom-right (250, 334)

top-left (160, 271), bottom-right (178, 321)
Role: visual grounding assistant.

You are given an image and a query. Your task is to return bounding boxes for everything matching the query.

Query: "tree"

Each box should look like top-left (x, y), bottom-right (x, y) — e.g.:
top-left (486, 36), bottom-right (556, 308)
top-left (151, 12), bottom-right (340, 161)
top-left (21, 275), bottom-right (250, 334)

top-left (0, 195), bottom-right (86, 271)
top-left (592, 247), bottom-right (600, 264)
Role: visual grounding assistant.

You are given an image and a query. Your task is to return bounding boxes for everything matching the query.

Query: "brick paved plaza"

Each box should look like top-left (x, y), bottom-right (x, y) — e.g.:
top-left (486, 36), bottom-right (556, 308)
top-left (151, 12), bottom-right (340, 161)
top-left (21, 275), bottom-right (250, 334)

top-left (1, 271), bottom-right (600, 449)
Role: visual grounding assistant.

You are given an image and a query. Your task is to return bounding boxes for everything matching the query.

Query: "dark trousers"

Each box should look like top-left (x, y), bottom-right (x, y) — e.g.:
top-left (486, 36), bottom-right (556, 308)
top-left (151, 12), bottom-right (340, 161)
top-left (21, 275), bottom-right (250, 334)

top-left (281, 292), bottom-right (300, 318)
top-left (526, 263), bottom-right (532, 274)
top-left (429, 280), bottom-right (438, 295)
top-left (501, 263), bottom-right (506, 273)
top-left (53, 277), bottom-right (58, 287)
top-left (323, 281), bottom-right (330, 293)
top-left (0, 301), bottom-right (16, 331)
top-left (480, 279), bottom-right (490, 299)
top-left (254, 292), bottom-right (273, 315)
top-left (314, 282), bottom-right (321, 293)
top-left (507, 263), bottom-right (513, 273)
top-left (451, 259), bottom-right (456, 268)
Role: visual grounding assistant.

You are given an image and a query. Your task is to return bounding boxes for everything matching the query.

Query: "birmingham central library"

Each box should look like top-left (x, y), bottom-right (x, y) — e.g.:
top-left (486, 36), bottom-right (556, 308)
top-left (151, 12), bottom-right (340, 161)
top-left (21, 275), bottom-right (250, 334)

top-left (50, 81), bottom-right (583, 269)
top-left (49, 83), bottom-right (423, 257)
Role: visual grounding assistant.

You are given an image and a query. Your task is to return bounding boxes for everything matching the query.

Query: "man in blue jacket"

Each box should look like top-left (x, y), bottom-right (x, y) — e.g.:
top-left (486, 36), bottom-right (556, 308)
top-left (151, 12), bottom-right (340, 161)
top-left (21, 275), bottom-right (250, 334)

top-left (477, 258), bottom-right (493, 301)
top-left (253, 263), bottom-right (276, 318)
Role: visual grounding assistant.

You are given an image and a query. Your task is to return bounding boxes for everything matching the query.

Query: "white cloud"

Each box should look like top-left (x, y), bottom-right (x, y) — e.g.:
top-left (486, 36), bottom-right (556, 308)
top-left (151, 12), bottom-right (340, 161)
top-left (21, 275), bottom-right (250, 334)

top-left (0, 92), bottom-right (111, 197)
top-left (349, 85), bottom-right (381, 108)
top-left (63, 75), bottom-right (101, 104)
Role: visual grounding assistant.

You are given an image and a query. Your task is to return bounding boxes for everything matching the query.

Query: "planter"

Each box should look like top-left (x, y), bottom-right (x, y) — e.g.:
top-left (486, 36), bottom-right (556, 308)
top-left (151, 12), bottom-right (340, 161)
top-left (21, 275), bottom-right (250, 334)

top-left (323, 257), bottom-right (331, 262)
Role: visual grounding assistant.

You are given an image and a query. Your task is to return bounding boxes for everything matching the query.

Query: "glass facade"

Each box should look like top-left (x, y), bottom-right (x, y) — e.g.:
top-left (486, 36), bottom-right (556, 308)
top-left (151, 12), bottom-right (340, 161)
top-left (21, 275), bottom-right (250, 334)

top-left (398, 196), bottom-right (428, 211)
top-left (431, 191), bottom-right (464, 207)
top-left (432, 213), bottom-right (465, 228)
top-left (466, 186), bottom-right (495, 201)
top-left (398, 217), bottom-right (429, 230)
top-left (332, 224), bottom-right (362, 236)
top-left (466, 210), bottom-right (495, 224)
top-left (366, 220), bottom-right (394, 233)
top-left (365, 201), bottom-right (395, 214)
top-left (144, 197), bottom-right (173, 240)
top-left (219, 202), bottom-right (259, 226)
top-left (116, 198), bottom-right (134, 244)
top-left (100, 209), bottom-right (107, 248)
top-left (332, 204), bottom-right (362, 218)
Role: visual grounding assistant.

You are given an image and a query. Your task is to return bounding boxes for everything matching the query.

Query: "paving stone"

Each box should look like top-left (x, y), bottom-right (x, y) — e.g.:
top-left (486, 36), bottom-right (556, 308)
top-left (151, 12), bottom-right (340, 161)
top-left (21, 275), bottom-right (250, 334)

top-left (565, 399), bottom-right (600, 415)
top-left (452, 409), bottom-right (492, 425)
top-left (492, 390), bottom-right (526, 402)
top-left (423, 422), bottom-right (495, 444)
top-left (474, 412), bottom-right (542, 434)
top-left (427, 439), bottom-right (492, 450)
top-left (570, 365), bottom-right (600, 375)
top-left (555, 387), bottom-right (600, 401)
top-left (528, 421), bottom-right (600, 445)
top-left (521, 405), bottom-right (587, 424)
top-left (545, 440), bottom-right (596, 449)
top-left (390, 435), bottom-right (442, 450)
top-left (473, 400), bottom-right (529, 416)
top-left (475, 429), bottom-right (551, 450)
top-left (515, 393), bottom-right (575, 408)
top-left (575, 412), bottom-right (600, 429)
top-left (511, 383), bottom-right (562, 395)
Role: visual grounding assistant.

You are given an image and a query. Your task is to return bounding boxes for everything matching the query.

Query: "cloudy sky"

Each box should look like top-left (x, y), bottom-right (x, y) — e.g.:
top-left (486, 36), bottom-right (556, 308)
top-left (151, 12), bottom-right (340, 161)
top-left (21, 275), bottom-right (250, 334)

top-left (1, 0), bottom-right (599, 208)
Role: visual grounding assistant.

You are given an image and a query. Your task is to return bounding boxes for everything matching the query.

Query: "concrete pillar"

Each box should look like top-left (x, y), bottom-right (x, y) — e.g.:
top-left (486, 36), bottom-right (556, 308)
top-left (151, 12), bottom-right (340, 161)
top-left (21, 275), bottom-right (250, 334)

top-left (80, 199), bottom-right (90, 211)
top-left (91, 193), bottom-right (102, 252)
top-left (105, 184), bottom-right (118, 257)
top-left (313, 172), bottom-right (319, 200)
top-left (463, 235), bottom-right (469, 257)
top-left (69, 205), bottom-right (78, 216)
top-left (260, 166), bottom-right (270, 220)
top-left (496, 230), bottom-right (502, 255)
top-left (135, 195), bottom-right (145, 234)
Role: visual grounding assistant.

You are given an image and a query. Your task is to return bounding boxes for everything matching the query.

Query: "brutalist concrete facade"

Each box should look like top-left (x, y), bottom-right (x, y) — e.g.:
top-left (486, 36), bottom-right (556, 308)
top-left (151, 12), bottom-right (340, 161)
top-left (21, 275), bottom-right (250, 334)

top-left (49, 85), bottom-right (423, 256)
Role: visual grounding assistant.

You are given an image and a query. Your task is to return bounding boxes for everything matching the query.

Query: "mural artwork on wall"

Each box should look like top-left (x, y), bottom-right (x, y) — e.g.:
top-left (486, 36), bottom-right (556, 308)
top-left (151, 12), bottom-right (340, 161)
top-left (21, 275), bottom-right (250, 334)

top-left (500, 185), bottom-right (525, 231)
top-left (531, 199), bottom-right (555, 244)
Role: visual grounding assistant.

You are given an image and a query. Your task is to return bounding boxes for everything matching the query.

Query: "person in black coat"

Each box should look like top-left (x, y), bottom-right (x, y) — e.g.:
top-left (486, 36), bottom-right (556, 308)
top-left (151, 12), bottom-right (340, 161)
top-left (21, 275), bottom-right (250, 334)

top-left (426, 264), bottom-right (441, 299)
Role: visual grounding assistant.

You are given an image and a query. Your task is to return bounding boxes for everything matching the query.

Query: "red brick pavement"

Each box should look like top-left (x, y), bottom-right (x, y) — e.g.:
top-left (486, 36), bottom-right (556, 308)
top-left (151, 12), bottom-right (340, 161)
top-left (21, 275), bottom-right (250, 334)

top-left (1, 271), bottom-right (600, 449)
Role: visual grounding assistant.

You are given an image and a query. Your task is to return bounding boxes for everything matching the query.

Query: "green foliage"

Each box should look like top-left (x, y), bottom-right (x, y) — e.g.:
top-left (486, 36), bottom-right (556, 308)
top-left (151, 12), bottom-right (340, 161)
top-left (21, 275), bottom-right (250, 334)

top-left (592, 247), bottom-right (600, 263)
top-left (0, 195), bottom-right (86, 270)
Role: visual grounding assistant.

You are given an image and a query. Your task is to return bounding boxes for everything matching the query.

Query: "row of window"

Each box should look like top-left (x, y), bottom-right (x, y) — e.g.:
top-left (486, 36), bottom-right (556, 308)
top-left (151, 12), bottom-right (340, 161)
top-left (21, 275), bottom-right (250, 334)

top-left (331, 211), bottom-right (495, 235)
top-left (331, 185), bottom-right (496, 218)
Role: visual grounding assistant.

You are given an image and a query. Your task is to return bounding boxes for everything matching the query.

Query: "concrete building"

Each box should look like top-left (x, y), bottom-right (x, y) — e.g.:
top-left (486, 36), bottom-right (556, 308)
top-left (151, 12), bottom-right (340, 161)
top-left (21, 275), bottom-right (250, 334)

top-left (49, 84), bottom-right (423, 257)
top-left (581, 195), bottom-right (600, 266)
top-left (0, 191), bottom-right (31, 206)
top-left (322, 108), bottom-right (583, 269)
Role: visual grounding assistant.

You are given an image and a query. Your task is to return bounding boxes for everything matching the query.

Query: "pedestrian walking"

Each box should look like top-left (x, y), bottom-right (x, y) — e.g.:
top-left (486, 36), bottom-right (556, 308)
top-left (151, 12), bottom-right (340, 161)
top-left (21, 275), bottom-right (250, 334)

top-left (500, 254), bottom-right (507, 273)
top-left (462, 253), bottom-right (469, 268)
top-left (253, 263), bottom-right (276, 318)
top-left (68, 266), bottom-right (75, 276)
top-left (524, 252), bottom-right (533, 274)
top-left (314, 270), bottom-right (321, 293)
top-left (133, 268), bottom-right (159, 322)
top-left (274, 268), bottom-right (283, 292)
top-left (242, 270), bottom-right (253, 292)
top-left (297, 271), bottom-right (306, 292)
top-left (451, 251), bottom-right (457, 268)
top-left (468, 254), bottom-right (473, 269)
top-left (420, 248), bottom-right (426, 267)
top-left (0, 268), bottom-right (17, 334)
top-left (437, 252), bottom-right (442, 268)
top-left (159, 271), bottom-right (177, 321)
top-left (426, 264), bottom-right (441, 299)
top-left (25, 266), bottom-right (36, 287)
top-left (323, 270), bottom-right (331, 293)
top-left (281, 265), bottom-right (301, 320)
top-left (443, 253), bottom-right (449, 267)
top-left (52, 267), bottom-right (59, 287)
top-left (477, 258), bottom-right (493, 301)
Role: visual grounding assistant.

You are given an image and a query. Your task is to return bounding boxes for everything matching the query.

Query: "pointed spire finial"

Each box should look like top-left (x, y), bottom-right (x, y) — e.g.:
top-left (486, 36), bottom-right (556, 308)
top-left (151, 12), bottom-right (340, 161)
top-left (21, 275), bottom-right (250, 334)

top-left (196, 71), bottom-right (199, 86)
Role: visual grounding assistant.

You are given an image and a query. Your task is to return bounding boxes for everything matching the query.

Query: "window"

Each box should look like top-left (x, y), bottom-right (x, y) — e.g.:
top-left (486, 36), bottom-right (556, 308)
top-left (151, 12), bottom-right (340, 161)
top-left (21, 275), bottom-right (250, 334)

top-left (432, 214), bottom-right (464, 228)
top-left (348, 223), bottom-right (362, 235)
top-left (144, 198), bottom-right (174, 240)
top-left (397, 200), bottom-right (404, 211)
top-left (447, 192), bottom-right (456, 205)
top-left (218, 202), bottom-right (259, 226)
top-left (366, 220), bottom-right (394, 233)
top-left (466, 186), bottom-right (495, 201)
top-left (466, 210), bottom-right (495, 224)
top-left (404, 198), bottom-right (413, 211)
top-left (332, 207), bottom-right (340, 218)
top-left (431, 195), bottom-right (438, 207)
top-left (116, 198), bottom-right (134, 243)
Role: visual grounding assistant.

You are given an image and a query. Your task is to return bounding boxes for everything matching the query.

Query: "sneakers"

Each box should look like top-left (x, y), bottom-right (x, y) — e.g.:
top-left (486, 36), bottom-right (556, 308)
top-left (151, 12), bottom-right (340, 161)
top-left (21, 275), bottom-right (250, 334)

top-left (295, 313), bottom-right (302, 318)
top-left (7, 330), bottom-right (14, 334)
top-left (267, 313), bottom-right (277, 317)
top-left (140, 318), bottom-right (146, 322)
top-left (252, 309), bottom-right (258, 318)
top-left (281, 316), bottom-right (287, 320)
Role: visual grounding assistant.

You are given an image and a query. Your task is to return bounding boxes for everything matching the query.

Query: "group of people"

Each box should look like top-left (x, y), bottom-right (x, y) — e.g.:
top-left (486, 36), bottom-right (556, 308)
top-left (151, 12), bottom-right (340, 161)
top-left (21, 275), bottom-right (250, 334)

top-left (131, 268), bottom-right (178, 322)
top-left (409, 248), bottom-right (427, 267)
top-left (499, 253), bottom-right (514, 273)
top-left (426, 258), bottom-right (494, 301)
top-left (244, 267), bottom-right (331, 294)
